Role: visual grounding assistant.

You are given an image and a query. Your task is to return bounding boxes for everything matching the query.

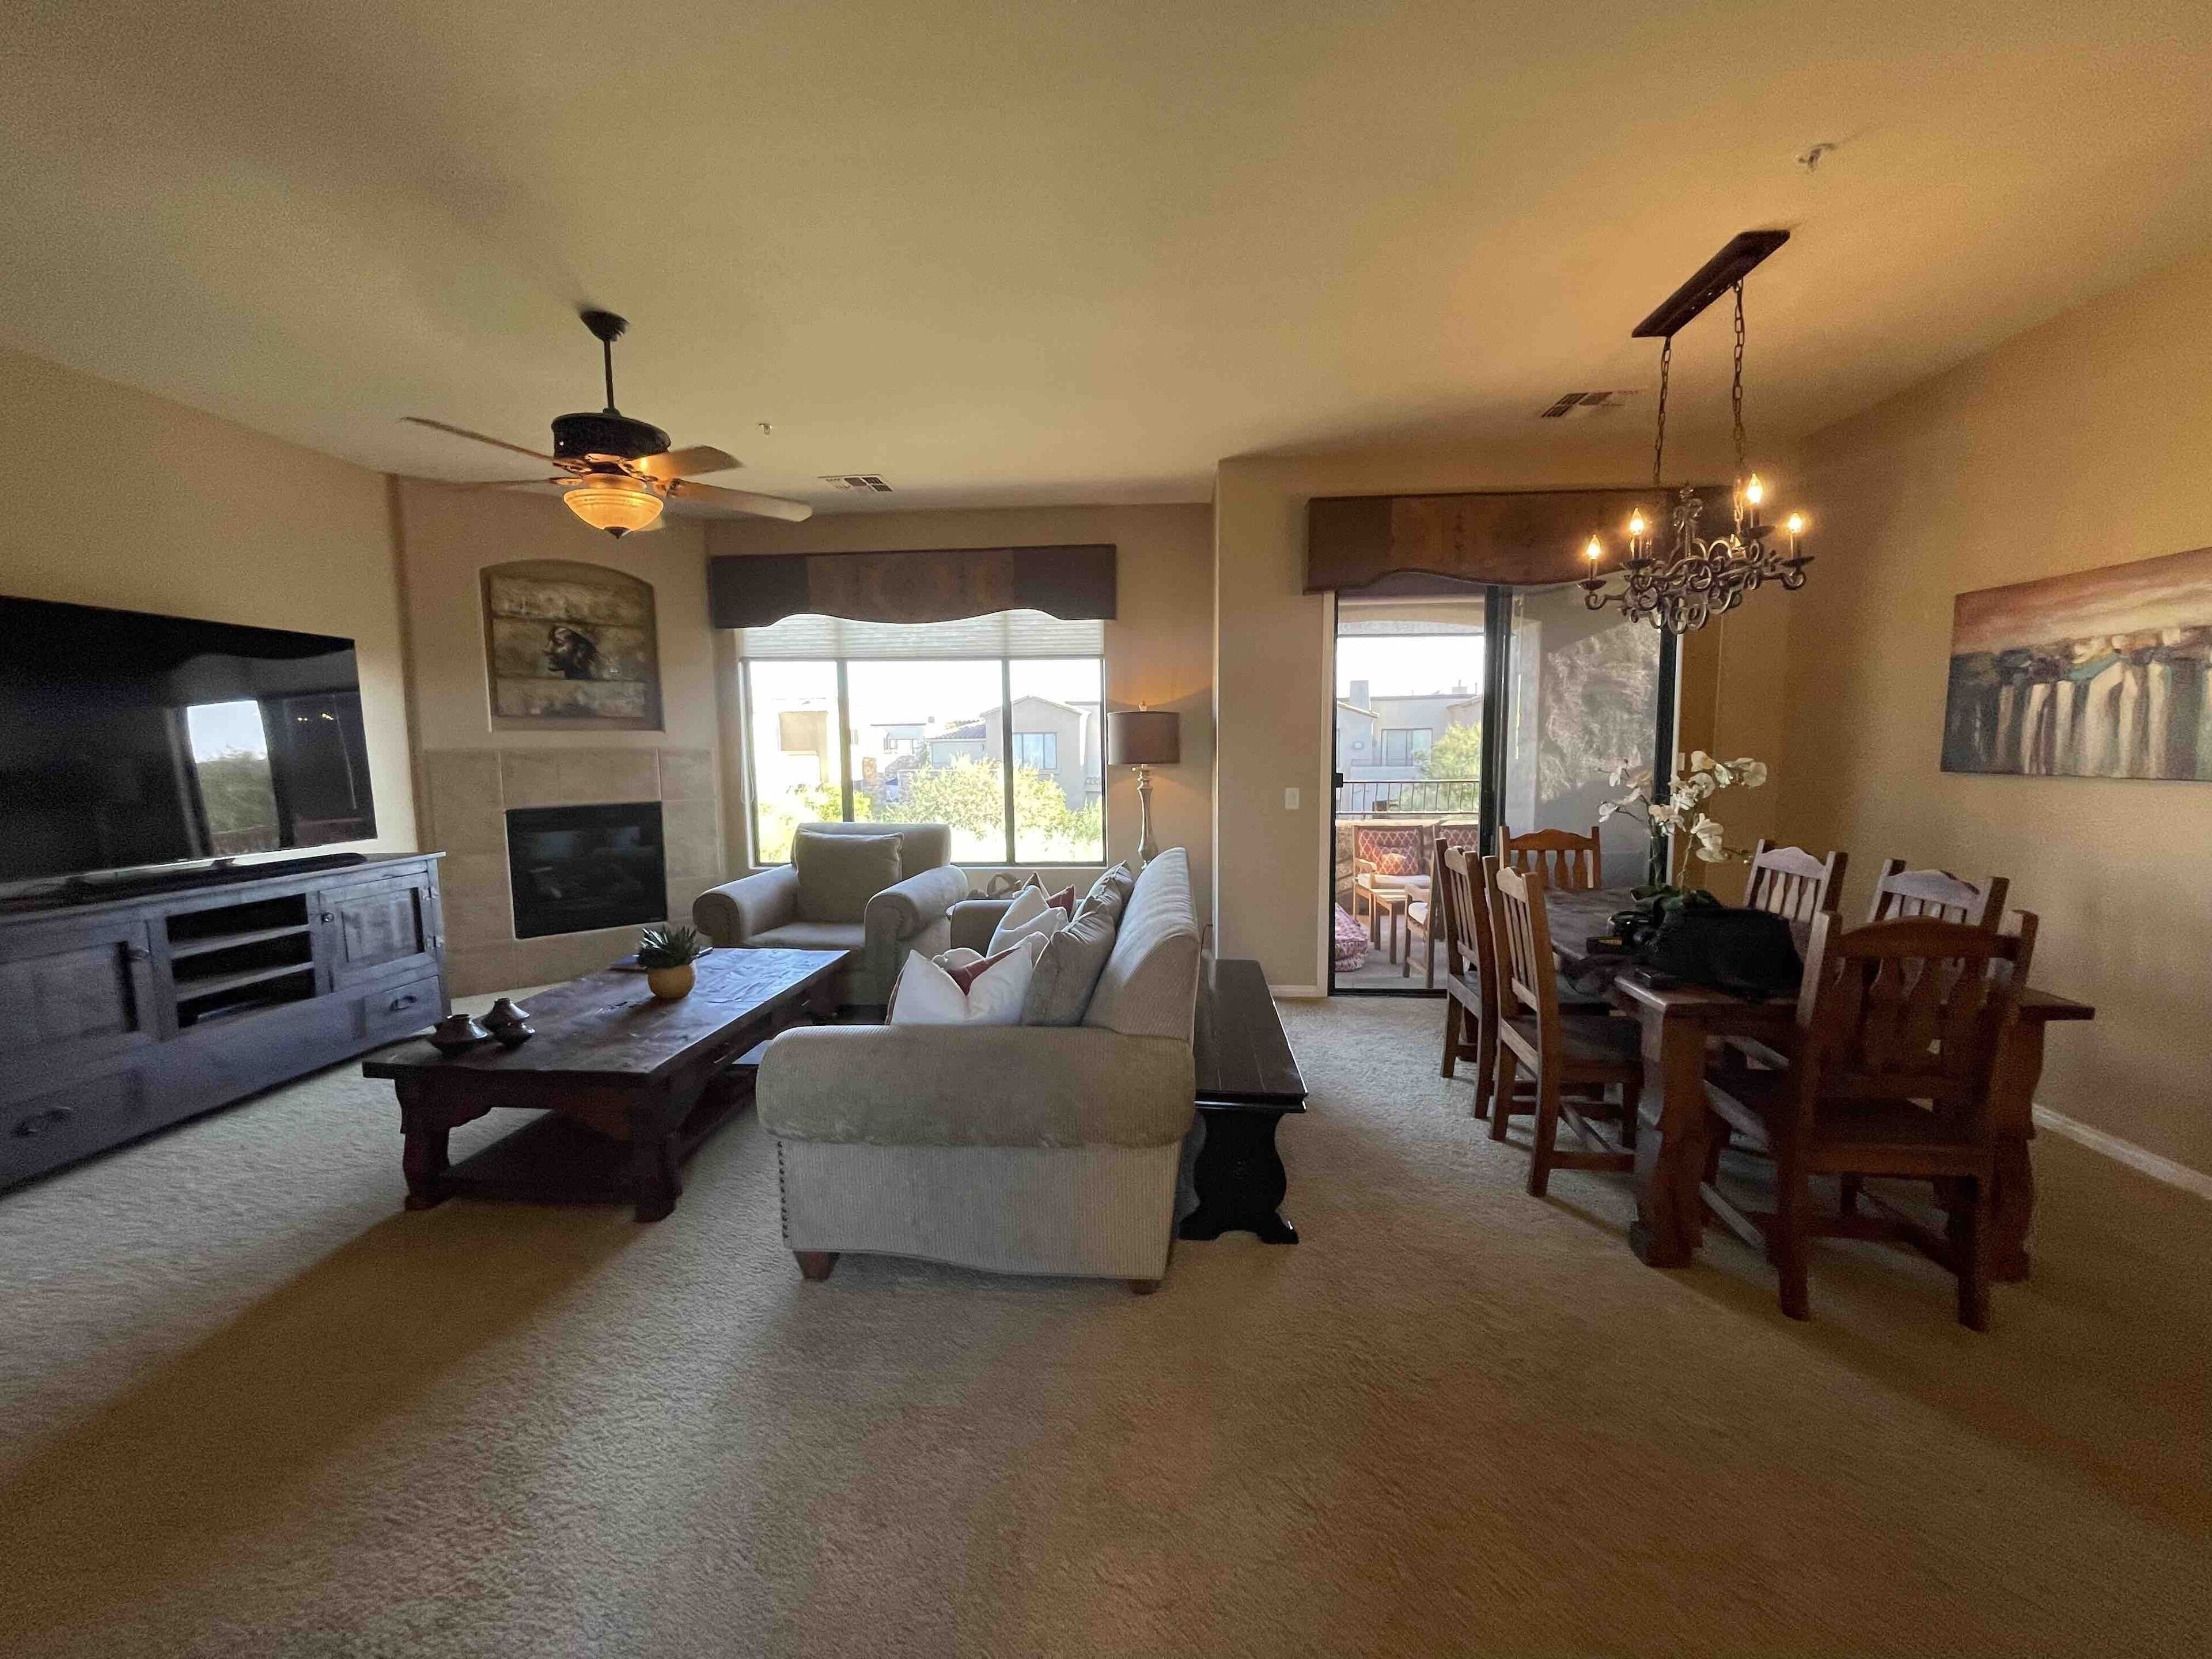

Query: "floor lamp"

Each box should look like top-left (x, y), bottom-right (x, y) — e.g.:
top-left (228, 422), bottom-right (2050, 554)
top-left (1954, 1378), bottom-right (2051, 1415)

top-left (1106, 709), bottom-right (1180, 868)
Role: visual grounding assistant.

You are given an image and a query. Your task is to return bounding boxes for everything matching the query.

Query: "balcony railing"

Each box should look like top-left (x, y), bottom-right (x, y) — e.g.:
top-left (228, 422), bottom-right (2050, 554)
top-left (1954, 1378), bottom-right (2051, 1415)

top-left (1336, 779), bottom-right (1480, 817)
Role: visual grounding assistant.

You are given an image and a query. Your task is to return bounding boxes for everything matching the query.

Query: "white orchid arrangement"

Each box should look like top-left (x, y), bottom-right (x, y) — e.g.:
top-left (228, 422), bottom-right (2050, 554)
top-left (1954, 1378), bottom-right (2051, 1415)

top-left (1601, 751), bottom-right (1770, 891)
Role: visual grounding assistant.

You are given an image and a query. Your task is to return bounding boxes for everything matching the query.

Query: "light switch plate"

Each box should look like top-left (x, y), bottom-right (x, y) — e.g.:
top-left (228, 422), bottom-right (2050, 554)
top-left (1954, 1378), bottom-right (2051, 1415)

top-left (1283, 787), bottom-right (1300, 810)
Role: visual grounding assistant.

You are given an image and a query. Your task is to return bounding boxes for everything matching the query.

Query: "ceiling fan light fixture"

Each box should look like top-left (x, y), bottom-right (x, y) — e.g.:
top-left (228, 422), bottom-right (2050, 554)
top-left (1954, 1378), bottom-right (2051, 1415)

top-left (562, 474), bottom-right (664, 538)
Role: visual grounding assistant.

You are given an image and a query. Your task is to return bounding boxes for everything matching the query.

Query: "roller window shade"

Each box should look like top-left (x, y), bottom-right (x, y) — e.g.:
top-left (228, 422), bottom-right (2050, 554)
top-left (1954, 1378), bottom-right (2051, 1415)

top-left (735, 609), bottom-right (1104, 660)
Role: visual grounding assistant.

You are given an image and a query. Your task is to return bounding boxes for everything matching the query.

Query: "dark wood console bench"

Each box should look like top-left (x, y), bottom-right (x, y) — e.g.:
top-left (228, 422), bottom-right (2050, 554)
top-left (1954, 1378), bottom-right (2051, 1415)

top-left (1180, 957), bottom-right (1308, 1244)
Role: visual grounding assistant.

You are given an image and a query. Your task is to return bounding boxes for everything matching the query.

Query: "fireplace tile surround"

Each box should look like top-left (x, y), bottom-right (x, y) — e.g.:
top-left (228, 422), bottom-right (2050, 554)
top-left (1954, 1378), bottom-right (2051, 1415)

top-left (421, 745), bottom-right (722, 995)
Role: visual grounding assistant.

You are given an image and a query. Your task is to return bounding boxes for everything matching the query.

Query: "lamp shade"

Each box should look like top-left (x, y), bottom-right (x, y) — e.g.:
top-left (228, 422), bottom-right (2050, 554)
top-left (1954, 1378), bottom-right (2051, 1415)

top-left (1106, 709), bottom-right (1180, 766)
top-left (563, 475), bottom-right (664, 538)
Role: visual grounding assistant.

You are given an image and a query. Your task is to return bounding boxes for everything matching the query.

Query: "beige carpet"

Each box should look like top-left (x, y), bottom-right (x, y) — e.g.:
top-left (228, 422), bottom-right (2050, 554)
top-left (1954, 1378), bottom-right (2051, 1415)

top-left (1, 994), bottom-right (2205, 1657)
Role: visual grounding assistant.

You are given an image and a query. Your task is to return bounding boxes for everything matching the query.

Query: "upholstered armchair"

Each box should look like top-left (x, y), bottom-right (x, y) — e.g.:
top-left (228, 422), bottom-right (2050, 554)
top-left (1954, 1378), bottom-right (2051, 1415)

top-left (692, 821), bottom-right (965, 1007)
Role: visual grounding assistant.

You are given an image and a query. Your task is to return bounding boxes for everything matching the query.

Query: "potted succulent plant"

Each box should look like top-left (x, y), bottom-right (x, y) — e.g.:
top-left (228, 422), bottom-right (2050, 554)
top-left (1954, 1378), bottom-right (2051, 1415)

top-left (636, 924), bottom-right (707, 1000)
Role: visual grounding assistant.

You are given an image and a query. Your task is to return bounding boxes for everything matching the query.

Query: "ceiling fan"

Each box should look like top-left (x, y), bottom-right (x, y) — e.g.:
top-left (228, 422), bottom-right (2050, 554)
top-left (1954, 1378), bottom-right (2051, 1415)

top-left (406, 309), bottom-right (811, 536)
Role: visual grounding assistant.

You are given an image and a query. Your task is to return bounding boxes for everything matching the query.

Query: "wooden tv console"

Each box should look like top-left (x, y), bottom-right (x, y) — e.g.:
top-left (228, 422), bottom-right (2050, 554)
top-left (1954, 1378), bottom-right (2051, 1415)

top-left (0, 853), bottom-right (448, 1191)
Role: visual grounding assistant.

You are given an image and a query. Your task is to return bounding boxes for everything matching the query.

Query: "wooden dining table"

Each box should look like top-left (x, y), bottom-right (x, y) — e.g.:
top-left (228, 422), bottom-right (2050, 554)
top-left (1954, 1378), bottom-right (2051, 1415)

top-left (1541, 888), bottom-right (2095, 1282)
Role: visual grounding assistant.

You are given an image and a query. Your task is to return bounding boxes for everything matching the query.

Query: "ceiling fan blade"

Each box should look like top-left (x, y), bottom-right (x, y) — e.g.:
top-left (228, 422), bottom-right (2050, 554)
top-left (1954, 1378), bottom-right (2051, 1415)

top-left (444, 477), bottom-right (570, 490)
top-left (403, 416), bottom-right (559, 464)
top-left (638, 445), bottom-right (741, 481)
top-left (664, 478), bottom-right (814, 522)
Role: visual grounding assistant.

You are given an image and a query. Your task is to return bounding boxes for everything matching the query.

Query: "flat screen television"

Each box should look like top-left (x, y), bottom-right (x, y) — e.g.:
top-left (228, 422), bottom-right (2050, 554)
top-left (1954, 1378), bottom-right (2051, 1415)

top-left (0, 595), bottom-right (377, 884)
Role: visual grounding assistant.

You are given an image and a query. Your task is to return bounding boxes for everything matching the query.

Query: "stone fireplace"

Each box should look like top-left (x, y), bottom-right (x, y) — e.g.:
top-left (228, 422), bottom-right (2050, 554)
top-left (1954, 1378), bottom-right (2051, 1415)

top-left (505, 801), bottom-right (666, 940)
top-left (417, 745), bottom-right (722, 995)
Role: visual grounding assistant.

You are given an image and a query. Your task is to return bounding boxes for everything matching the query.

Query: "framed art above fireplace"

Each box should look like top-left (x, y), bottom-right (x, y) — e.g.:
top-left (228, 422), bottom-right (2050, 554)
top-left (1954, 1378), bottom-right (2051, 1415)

top-left (482, 559), bottom-right (664, 732)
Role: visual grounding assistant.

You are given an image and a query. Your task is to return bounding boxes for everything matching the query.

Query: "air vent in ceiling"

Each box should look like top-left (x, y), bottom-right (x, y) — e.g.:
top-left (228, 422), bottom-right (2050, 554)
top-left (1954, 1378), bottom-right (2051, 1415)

top-left (820, 474), bottom-right (894, 493)
top-left (1537, 390), bottom-right (1639, 419)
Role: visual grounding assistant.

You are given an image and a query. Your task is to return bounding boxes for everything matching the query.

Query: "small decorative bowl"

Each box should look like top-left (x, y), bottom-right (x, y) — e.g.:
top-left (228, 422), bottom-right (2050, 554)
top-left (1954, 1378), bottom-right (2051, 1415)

top-left (491, 1020), bottom-right (536, 1048)
top-left (482, 997), bottom-right (532, 1037)
top-left (427, 1013), bottom-right (491, 1055)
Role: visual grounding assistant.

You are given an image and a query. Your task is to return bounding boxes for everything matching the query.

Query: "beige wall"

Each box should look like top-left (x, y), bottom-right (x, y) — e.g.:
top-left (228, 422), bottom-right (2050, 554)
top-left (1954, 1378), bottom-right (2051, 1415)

top-left (391, 482), bottom-right (725, 993)
top-left (1213, 438), bottom-right (1743, 991)
top-left (0, 346), bottom-right (418, 861)
top-left (392, 482), bottom-right (720, 759)
top-left (709, 504), bottom-right (1217, 921)
top-left (1672, 593), bottom-right (1796, 905)
top-left (1778, 249), bottom-right (2212, 1175)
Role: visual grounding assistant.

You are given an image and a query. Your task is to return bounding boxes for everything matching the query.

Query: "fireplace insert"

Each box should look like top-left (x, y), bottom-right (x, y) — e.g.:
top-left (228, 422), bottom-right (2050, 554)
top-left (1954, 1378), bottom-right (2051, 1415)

top-left (505, 802), bottom-right (666, 940)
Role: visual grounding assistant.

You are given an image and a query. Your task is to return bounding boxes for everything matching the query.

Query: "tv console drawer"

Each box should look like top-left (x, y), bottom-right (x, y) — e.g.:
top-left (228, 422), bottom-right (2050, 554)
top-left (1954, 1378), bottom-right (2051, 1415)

top-left (0, 1067), bottom-right (151, 1188)
top-left (358, 973), bottom-right (445, 1047)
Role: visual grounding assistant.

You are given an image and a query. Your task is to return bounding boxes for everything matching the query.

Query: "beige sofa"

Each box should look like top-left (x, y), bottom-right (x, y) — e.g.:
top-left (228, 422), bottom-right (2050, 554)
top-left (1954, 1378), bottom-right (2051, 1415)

top-left (756, 849), bottom-right (1203, 1287)
top-left (691, 821), bottom-right (966, 1007)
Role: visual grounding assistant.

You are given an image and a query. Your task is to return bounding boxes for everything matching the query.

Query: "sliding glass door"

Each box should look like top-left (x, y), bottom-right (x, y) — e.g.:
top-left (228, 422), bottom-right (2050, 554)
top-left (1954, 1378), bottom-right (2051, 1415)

top-left (1330, 585), bottom-right (1673, 996)
top-left (1331, 596), bottom-right (1488, 991)
top-left (1498, 581), bottom-right (1672, 891)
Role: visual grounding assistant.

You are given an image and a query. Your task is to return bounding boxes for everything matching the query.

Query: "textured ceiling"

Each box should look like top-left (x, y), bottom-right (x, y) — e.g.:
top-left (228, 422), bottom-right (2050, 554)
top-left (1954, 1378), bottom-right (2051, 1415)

top-left (5, 1), bottom-right (2211, 509)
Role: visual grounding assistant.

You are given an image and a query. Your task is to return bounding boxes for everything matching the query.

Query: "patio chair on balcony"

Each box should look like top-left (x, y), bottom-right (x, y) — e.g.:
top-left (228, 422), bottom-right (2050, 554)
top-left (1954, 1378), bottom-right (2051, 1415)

top-left (1400, 821), bottom-right (1486, 987)
top-left (1351, 823), bottom-right (1436, 963)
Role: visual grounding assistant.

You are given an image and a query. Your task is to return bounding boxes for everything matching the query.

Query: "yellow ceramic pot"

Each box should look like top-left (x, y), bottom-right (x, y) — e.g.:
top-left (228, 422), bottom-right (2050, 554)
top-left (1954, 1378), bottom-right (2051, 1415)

top-left (645, 964), bottom-right (695, 1000)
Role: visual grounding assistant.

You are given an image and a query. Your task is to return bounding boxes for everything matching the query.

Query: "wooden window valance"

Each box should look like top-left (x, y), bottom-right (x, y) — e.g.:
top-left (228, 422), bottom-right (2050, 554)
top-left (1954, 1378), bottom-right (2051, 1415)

top-left (1306, 488), bottom-right (1725, 592)
top-left (709, 543), bottom-right (1116, 630)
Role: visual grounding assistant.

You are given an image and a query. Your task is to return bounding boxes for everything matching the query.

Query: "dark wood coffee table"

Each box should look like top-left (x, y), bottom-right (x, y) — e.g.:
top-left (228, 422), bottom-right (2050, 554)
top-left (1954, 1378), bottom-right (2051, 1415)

top-left (363, 947), bottom-right (847, 1222)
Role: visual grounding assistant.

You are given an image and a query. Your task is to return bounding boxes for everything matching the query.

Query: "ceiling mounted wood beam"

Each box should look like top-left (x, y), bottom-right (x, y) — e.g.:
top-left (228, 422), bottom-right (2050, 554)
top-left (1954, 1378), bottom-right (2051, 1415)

top-left (1631, 229), bottom-right (1791, 339)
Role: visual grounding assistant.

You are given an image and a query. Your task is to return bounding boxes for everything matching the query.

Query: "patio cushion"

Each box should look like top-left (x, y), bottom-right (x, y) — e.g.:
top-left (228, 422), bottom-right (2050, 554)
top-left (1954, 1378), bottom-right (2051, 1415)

top-left (1358, 872), bottom-right (1430, 894)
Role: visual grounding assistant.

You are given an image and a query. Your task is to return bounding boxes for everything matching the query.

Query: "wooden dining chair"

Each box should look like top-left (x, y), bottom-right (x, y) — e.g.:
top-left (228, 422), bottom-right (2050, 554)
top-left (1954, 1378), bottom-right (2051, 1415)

top-left (1497, 824), bottom-right (1603, 892)
top-left (1437, 840), bottom-right (1498, 1118)
top-left (1486, 858), bottom-right (1641, 1196)
top-left (1700, 910), bottom-right (2037, 1328)
top-left (1744, 840), bottom-right (1847, 923)
top-left (1866, 859), bottom-right (2009, 930)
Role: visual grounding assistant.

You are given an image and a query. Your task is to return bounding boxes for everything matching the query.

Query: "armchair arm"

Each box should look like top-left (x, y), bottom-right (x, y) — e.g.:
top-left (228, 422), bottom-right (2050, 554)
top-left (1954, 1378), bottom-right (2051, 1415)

top-left (692, 865), bottom-right (801, 947)
top-left (948, 896), bottom-right (1012, 954)
top-left (864, 864), bottom-right (968, 959)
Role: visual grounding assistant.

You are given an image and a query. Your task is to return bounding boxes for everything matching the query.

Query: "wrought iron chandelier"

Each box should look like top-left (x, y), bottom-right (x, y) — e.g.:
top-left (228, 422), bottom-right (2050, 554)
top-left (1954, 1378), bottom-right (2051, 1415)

top-left (1579, 280), bottom-right (1812, 634)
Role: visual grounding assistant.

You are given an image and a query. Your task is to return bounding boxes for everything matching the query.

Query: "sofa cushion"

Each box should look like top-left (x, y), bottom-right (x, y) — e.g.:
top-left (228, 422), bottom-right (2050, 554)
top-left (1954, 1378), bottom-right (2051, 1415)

top-left (1077, 861), bottom-right (1137, 925)
top-left (889, 938), bottom-right (1037, 1026)
top-left (989, 884), bottom-right (1069, 954)
top-left (758, 1024), bottom-right (1196, 1149)
top-left (945, 943), bottom-right (1028, 991)
top-left (794, 830), bottom-right (903, 923)
top-left (1021, 905), bottom-right (1118, 1027)
top-left (1083, 849), bottom-right (1201, 1040)
top-left (748, 919), bottom-right (868, 952)
top-left (790, 820), bottom-right (952, 874)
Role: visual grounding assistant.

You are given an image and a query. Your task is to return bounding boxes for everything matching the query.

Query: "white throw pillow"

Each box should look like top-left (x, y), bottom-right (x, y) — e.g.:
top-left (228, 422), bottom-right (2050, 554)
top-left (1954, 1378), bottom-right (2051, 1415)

top-left (988, 884), bottom-right (1068, 955)
top-left (889, 935), bottom-right (1042, 1026)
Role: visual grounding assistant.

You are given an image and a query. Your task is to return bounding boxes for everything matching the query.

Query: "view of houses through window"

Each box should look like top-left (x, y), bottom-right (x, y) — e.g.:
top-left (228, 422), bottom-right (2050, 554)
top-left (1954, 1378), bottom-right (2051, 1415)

top-left (745, 656), bottom-right (1105, 865)
top-left (1334, 635), bottom-right (1485, 818)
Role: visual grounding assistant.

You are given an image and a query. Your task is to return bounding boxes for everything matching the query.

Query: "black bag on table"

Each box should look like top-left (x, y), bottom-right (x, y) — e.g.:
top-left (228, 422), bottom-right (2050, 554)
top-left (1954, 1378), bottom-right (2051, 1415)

top-left (1613, 889), bottom-right (1804, 999)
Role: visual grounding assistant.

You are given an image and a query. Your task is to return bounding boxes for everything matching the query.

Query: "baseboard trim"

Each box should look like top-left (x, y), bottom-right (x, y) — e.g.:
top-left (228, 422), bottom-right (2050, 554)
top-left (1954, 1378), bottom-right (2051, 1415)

top-left (1269, 984), bottom-right (1325, 1000)
top-left (2032, 1105), bottom-right (2212, 1200)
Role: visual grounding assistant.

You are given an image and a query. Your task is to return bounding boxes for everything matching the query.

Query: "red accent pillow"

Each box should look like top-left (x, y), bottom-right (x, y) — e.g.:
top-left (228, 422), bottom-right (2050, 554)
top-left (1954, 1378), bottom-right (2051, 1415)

top-left (1044, 884), bottom-right (1077, 916)
top-left (946, 944), bottom-right (1024, 993)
